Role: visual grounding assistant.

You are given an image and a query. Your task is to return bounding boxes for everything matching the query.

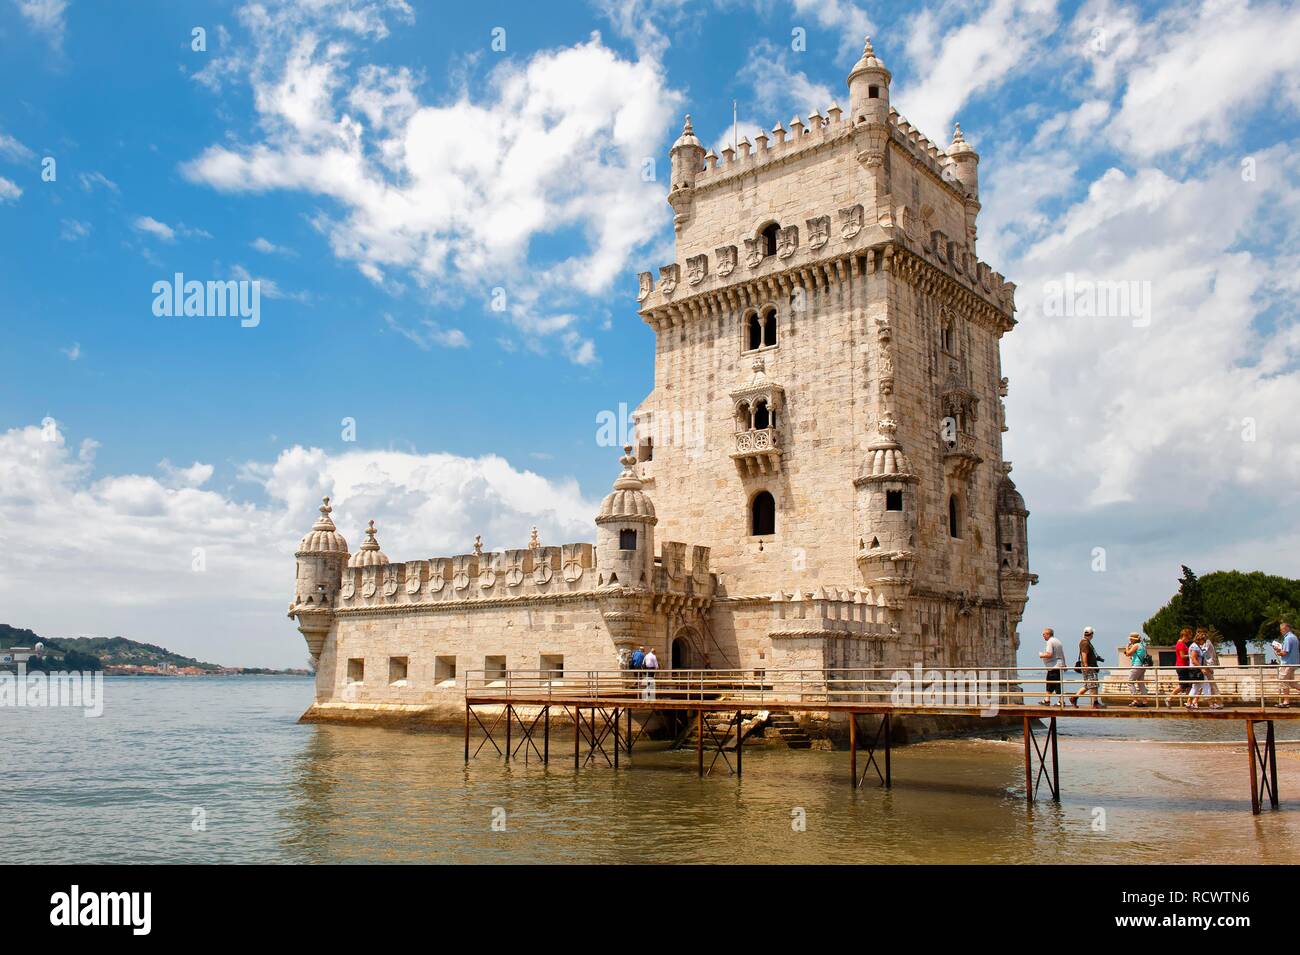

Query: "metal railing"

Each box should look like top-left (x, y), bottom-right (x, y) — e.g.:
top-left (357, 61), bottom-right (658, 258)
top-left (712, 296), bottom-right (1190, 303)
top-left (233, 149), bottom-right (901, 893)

top-left (463, 664), bottom-right (1299, 713)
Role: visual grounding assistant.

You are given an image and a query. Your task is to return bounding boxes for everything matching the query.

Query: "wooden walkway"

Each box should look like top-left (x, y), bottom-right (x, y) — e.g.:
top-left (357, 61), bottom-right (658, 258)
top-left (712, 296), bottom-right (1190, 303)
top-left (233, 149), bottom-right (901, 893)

top-left (464, 667), bottom-right (1300, 814)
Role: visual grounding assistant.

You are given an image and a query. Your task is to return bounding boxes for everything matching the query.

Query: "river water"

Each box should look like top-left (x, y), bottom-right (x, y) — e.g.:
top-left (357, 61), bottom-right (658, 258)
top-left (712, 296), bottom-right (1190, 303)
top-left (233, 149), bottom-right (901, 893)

top-left (3, 676), bottom-right (1298, 864)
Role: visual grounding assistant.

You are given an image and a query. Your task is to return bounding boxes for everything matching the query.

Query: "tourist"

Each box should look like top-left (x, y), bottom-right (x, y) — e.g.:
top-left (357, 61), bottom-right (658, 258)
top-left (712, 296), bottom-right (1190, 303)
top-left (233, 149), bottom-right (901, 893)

top-left (1069, 626), bottom-right (1104, 708)
top-left (1121, 632), bottom-right (1151, 707)
top-left (629, 646), bottom-right (645, 671)
top-left (1185, 631), bottom-right (1207, 710)
top-left (1038, 628), bottom-right (1066, 706)
top-left (1272, 620), bottom-right (1299, 707)
top-left (1167, 628), bottom-right (1193, 707)
top-left (643, 647), bottom-right (659, 701)
top-left (1196, 629), bottom-right (1223, 709)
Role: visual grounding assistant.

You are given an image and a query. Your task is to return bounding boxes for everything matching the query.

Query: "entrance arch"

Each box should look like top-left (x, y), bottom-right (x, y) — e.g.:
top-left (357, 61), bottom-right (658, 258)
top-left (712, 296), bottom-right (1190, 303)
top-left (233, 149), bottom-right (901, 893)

top-left (671, 628), bottom-right (702, 670)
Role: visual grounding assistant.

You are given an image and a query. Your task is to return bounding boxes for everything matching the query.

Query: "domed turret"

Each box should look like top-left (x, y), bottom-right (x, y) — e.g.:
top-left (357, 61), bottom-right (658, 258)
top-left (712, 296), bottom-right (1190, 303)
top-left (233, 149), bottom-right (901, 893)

top-left (596, 446), bottom-right (657, 589)
top-left (854, 414), bottom-right (918, 609)
top-left (946, 122), bottom-right (980, 198)
top-left (291, 496), bottom-right (351, 661)
top-left (349, 520), bottom-right (390, 568)
top-left (667, 114), bottom-right (707, 232)
top-left (847, 35), bottom-right (891, 128)
top-left (996, 463), bottom-right (1036, 650)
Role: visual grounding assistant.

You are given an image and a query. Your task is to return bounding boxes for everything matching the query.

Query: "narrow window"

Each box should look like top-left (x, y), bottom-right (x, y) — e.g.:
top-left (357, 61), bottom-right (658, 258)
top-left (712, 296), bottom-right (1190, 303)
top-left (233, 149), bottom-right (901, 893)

top-left (761, 222), bottom-right (780, 257)
top-left (948, 495), bottom-right (961, 539)
top-left (942, 318), bottom-right (955, 353)
top-left (762, 308), bottom-right (777, 346)
top-left (619, 528), bottom-right (637, 550)
top-left (540, 654), bottom-right (564, 679)
top-left (751, 491), bottom-right (776, 536)
top-left (747, 313), bottom-right (762, 350)
top-left (886, 489), bottom-right (903, 511)
top-left (753, 400), bottom-right (770, 430)
top-left (868, 86), bottom-right (880, 99)
top-left (637, 436), bottom-right (653, 462)
top-left (347, 658), bottom-right (364, 683)
top-left (388, 656), bottom-right (408, 684)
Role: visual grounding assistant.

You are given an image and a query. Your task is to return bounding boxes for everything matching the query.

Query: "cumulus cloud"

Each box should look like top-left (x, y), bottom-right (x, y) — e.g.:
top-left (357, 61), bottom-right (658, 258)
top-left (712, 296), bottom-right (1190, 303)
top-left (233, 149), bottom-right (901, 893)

top-left (183, 1), bottom-right (681, 365)
top-left (12, 0), bottom-right (67, 49)
top-left (0, 176), bottom-right (21, 203)
top-left (0, 420), bottom-right (600, 667)
top-left (0, 129), bottom-right (35, 162)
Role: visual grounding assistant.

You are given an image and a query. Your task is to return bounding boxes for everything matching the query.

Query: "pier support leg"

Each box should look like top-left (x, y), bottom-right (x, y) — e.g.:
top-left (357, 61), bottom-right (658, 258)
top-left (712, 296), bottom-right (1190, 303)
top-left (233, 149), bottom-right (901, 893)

top-left (627, 709), bottom-right (633, 755)
top-left (614, 707), bottom-right (620, 769)
top-left (735, 710), bottom-right (743, 779)
top-left (696, 709), bottom-right (704, 777)
top-left (850, 711), bottom-right (858, 789)
top-left (544, 705), bottom-right (550, 765)
top-left (505, 704), bottom-right (512, 763)
top-left (464, 704), bottom-right (470, 763)
top-left (574, 706), bottom-right (581, 770)
top-left (1247, 719), bottom-right (1279, 814)
top-left (1024, 715), bottom-right (1060, 803)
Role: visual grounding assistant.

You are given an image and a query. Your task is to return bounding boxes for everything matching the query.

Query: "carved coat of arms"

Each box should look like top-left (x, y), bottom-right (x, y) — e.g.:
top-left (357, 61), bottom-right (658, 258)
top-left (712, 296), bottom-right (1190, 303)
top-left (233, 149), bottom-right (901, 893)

top-left (715, 245), bottom-right (737, 277)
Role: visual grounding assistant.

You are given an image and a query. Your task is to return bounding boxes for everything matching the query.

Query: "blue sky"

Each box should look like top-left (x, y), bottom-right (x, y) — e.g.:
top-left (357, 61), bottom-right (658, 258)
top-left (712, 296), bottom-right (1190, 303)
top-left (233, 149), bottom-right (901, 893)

top-left (1, 0), bottom-right (1298, 667)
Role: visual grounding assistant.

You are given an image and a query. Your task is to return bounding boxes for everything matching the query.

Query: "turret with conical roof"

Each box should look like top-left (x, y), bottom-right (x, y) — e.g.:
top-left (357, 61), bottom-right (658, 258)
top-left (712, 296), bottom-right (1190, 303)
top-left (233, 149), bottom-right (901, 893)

top-left (667, 114), bottom-right (707, 232)
top-left (291, 496), bottom-right (351, 661)
top-left (596, 445), bottom-right (657, 589)
top-left (847, 35), bottom-right (891, 129)
top-left (854, 415), bottom-right (919, 609)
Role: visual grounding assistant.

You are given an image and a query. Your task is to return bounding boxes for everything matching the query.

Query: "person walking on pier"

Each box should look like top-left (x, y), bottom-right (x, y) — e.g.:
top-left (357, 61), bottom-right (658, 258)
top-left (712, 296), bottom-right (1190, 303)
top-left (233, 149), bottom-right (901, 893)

top-left (1167, 628), bottom-right (1193, 707)
top-left (1121, 632), bottom-right (1151, 707)
top-left (1273, 621), bottom-right (1299, 707)
top-left (1185, 632), bottom-right (1207, 710)
top-left (1039, 628), bottom-right (1066, 706)
top-left (1196, 629), bottom-right (1223, 709)
top-left (1070, 626), bottom-right (1105, 708)
top-left (643, 647), bottom-right (659, 701)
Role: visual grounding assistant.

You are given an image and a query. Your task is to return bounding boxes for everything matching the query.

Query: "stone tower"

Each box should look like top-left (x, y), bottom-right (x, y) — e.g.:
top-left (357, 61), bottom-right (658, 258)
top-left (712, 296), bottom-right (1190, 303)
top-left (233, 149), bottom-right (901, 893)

top-left (289, 497), bottom-right (350, 661)
top-left (633, 35), bottom-right (1032, 666)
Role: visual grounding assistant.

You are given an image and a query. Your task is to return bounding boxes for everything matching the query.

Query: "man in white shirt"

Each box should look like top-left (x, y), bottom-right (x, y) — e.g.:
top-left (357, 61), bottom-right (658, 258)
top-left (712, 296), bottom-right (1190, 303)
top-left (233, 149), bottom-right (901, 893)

top-left (1038, 627), bottom-right (1067, 706)
top-left (642, 648), bottom-right (659, 701)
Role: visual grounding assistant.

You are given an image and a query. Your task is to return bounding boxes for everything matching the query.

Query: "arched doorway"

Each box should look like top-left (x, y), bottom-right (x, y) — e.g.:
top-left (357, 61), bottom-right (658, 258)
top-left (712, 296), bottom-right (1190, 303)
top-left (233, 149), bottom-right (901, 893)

top-left (671, 628), bottom-right (701, 670)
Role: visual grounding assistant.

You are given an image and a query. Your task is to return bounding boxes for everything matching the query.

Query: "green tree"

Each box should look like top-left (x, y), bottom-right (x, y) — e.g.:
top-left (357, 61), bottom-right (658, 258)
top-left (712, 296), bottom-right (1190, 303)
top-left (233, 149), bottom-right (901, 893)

top-left (1145, 570), bottom-right (1300, 665)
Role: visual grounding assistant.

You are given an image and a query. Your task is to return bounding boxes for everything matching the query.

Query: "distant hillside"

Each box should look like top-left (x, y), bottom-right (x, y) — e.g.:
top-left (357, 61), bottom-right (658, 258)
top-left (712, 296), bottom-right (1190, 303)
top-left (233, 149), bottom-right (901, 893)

top-left (1, 624), bottom-right (221, 671)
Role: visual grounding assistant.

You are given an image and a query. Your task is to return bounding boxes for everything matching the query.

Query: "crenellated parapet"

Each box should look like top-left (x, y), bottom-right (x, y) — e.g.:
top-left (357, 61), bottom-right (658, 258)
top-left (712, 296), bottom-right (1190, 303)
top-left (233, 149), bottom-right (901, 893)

top-left (768, 587), bottom-right (898, 640)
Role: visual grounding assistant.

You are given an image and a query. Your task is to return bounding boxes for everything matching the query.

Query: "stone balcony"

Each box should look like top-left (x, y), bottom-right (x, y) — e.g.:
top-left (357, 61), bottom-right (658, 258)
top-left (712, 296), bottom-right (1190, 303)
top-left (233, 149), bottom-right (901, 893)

top-left (731, 427), bottom-right (782, 476)
top-left (943, 431), bottom-right (982, 479)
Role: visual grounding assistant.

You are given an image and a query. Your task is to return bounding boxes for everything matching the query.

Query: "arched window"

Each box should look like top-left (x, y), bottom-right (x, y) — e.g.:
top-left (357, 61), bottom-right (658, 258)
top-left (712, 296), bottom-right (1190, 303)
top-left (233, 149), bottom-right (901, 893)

top-left (947, 495), bottom-right (961, 539)
top-left (941, 313), bottom-right (955, 353)
top-left (751, 491), bottom-right (776, 536)
top-left (761, 222), bottom-right (780, 257)
top-left (619, 528), bottom-right (637, 550)
top-left (762, 307), bottom-right (777, 346)
top-left (747, 313), bottom-right (763, 350)
top-left (753, 399), bottom-right (770, 430)
top-left (735, 401), bottom-right (751, 431)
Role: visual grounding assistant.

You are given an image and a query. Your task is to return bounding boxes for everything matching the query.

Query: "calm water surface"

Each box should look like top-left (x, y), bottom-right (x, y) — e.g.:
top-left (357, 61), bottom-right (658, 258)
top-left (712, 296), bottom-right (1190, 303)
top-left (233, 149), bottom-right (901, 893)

top-left (3, 676), bottom-right (1299, 864)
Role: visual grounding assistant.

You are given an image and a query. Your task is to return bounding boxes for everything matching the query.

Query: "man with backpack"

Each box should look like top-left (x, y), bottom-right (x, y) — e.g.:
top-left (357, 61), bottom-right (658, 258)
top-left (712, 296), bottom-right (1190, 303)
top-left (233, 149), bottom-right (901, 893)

top-left (1122, 632), bottom-right (1152, 707)
top-left (628, 646), bottom-right (645, 698)
top-left (1069, 626), bottom-right (1105, 707)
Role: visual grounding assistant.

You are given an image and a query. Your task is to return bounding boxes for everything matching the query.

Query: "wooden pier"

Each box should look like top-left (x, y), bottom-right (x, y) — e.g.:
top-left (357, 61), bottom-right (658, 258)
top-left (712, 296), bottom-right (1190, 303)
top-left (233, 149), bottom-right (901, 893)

top-left (464, 666), bottom-right (1299, 814)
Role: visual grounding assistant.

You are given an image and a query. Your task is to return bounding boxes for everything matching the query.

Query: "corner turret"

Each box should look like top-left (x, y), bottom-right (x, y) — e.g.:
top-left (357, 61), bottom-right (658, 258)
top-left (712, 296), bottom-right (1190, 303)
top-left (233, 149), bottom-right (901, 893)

top-left (847, 36), bottom-right (891, 129)
top-left (996, 463), bottom-right (1036, 650)
top-left (596, 445), bottom-right (657, 589)
top-left (290, 497), bottom-right (350, 660)
top-left (854, 415), bottom-right (918, 609)
top-left (667, 114), bottom-right (706, 232)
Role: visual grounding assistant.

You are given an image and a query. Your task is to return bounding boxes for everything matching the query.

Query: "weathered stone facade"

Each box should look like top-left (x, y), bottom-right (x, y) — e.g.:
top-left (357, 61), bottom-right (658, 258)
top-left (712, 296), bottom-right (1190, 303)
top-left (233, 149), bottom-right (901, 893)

top-left (290, 37), bottom-right (1035, 723)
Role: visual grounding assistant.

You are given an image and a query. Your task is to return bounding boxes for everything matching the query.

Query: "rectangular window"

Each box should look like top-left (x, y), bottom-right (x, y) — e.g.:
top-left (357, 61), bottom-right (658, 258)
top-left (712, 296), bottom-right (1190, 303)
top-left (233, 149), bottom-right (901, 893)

top-left (619, 528), bottom-right (637, 550)
top-left (485, 655), bottom-right (507, 681)
top-left (540, 654), bottom-right (564, 679)
top-left (435, 655), bottom-right (457, 684)
top-left (388, 656), bottom-right (408, 684)
top-left (885, 489), bottom-right (903, 511)
top-left (347, 658), bottom-right (364, 684)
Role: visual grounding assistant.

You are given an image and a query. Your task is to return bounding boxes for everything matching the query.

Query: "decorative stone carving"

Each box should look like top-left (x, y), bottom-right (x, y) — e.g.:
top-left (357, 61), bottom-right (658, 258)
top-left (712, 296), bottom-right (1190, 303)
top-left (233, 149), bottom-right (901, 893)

top-left (405, 561), bottom-right (422, 595)
top-left (658, 264), bottom-right (680, 295)
top-left (383, 566), bottom-right (399, 597)
top-left (743, 238), bottom-right (762, 270)
top-left (777, 225), bottom-right (799, 259)
top-left (452, 555), bottom-right (476, 591)
top-left (662, 541), bottom-right (686, 579)
top-left (686, 253), bottom-right (708, 286)
top-left (504, 549), bottom-right (530, 588)
top-left (478, 553), bottom-right (498, 590)
top-left (341, 574), bottom-right (355, 600)
top-left (691, 545), bottom-right (711, 586)
top-left (637, 271), bottom-right (653, 302)
top-left (806, 215), bottom-right (830, 250)
top-left (561, 543), bottom-right (592, 583)
top-left (715, 245), bottom-right (737, 276)
top-left (533, 546), bottom-right (558, 585)
top-left (427, 558), bottom-right (448, 594)
top-left (362, 569), bottom-right (377, 599)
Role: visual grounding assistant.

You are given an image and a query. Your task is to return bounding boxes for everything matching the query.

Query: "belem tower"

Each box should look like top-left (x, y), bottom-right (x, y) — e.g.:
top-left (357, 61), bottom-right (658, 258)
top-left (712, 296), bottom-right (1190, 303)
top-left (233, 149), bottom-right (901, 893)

top-left (289, 38), bottom-right (1036, 723)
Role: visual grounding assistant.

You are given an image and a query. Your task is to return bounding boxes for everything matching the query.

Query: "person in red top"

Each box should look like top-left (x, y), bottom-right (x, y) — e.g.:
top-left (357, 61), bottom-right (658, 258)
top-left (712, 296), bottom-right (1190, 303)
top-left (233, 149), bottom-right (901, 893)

top-left (1167, 628), bottom-right (1193, 706)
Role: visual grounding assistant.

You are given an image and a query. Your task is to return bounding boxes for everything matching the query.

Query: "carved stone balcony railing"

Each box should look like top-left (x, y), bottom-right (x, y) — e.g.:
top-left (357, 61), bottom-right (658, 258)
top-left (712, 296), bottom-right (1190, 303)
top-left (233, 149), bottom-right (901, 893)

top-left (943, 431), bottom-right (982, 479)
top-left (731, 427), bottom-right (781, 476)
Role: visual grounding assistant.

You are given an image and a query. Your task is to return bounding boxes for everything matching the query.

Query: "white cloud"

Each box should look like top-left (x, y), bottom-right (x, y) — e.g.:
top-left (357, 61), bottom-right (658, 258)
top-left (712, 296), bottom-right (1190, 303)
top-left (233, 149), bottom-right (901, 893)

top-left (0, 419), bottom-right (600, 667)
top-left (0, 176), bottom-right (21, 203)
top-left (132, 215), bottom-right (211, 242)
top-left (78, 171), bottom-right (119, 193)
top-left (251, 236), bottom-right (293, 255)
top-left (59, 218), bottom-right (91, 241)
top-left (382, 312), bottom-right (469, 350)
top-left (893, 0), bottom-right (1060, 140)
top-left (0, 130), bottom-right (35, 162)
top-left (61, 342), bottom-right (80, 361)
top-left (183, 3), bottom-right (681, 365)
top-left (12, 0), bottom-right (67, 48)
